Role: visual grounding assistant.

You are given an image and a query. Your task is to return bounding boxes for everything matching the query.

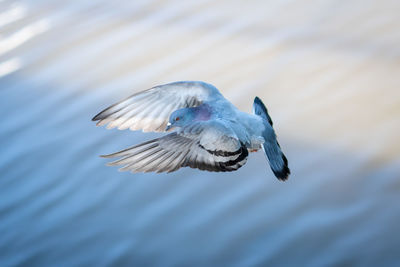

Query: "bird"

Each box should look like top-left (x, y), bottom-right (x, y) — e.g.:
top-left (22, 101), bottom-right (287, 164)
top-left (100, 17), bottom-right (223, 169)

top-left (92, 81), bottom-right (290, 181)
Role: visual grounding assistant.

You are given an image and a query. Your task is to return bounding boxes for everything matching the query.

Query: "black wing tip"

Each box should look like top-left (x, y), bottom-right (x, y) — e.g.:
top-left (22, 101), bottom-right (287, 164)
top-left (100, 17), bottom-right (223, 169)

top-left (92, 112), bottom-right (103, 121)
top-left (254, 96), bottom-right (264, 107)
top-left (273, 153), bottom-right (290, 181)
top-left (253, 96), bottom-right (273, 126)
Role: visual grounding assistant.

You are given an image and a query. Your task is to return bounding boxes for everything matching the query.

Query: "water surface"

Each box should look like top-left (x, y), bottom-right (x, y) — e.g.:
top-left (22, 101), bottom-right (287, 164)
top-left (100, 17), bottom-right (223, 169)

top-left (1, 0), bottom-right (400, 266)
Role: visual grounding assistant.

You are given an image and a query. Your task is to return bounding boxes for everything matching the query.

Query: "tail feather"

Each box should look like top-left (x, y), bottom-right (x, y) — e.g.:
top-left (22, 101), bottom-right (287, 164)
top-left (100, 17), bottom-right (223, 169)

top-left (262, 140), bottom-right (290, 181)
top-left (253, 97), bottom-right (290, 181)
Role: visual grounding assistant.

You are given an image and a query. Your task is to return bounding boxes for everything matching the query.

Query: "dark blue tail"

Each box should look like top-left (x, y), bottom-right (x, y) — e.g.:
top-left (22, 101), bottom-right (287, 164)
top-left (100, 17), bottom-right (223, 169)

top-left (253, 97), bottom-right (290, 181)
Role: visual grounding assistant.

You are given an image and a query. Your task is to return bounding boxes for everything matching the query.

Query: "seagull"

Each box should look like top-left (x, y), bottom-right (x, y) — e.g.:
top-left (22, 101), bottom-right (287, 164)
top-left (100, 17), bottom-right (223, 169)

top-left (92, 81), bottom-right (290, 180)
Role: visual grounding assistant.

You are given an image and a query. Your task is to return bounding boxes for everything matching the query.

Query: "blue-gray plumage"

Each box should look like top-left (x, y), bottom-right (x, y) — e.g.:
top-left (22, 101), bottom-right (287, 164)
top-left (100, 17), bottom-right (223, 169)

top-left (92, 81), bottom-right (290, 180)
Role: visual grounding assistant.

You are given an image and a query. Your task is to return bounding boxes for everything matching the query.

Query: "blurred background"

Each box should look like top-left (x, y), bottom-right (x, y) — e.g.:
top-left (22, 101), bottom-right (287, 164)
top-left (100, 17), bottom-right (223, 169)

top-left (1, 0), bottom-right (400, 266)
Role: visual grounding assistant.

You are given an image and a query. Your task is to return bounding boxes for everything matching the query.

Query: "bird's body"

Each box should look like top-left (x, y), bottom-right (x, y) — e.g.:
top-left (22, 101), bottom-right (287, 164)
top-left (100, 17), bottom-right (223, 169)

top-left (92, 81), bottom-right (290, 180)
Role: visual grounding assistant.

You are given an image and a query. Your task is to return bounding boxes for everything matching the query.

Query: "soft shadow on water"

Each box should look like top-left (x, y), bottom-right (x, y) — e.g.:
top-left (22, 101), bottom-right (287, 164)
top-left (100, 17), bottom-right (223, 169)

top-left (1, 0), bottom-right (400, 266)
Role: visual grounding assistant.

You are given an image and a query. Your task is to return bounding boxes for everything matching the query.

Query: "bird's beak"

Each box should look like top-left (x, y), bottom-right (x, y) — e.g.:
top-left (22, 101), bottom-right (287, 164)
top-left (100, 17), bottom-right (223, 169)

top-left (165, 122), bottom-right (172, 132)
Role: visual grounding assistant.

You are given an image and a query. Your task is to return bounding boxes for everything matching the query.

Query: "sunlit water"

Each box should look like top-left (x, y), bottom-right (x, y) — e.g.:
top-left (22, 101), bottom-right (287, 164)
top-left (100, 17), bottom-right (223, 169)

top-left (1, 0), bottom-right (400, 266)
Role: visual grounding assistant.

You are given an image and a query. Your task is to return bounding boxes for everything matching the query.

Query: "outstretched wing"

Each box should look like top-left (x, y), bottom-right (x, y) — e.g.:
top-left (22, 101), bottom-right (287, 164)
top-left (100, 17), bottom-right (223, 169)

top-left (92, 81), bottom-right (223, 132)
top-left (102, 121), bottom-right (248, 173)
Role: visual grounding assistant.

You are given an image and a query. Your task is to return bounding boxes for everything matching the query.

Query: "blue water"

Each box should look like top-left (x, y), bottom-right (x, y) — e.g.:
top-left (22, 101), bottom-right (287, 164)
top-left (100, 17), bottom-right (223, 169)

top-left (1, 0), bottom-right (400, 266)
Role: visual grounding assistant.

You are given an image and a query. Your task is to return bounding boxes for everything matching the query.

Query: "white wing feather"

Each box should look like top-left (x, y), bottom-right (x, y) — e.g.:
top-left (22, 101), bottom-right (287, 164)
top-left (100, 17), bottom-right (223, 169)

top-left (102, 121), bottom-right (248, 173)
top-left (92, 81), bottom-right (223, 132)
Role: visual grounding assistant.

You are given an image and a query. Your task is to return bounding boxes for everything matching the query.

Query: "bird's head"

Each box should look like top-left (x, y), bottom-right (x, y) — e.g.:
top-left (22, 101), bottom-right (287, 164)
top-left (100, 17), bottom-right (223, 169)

top-left (166, 108), bottom-right (194, 131)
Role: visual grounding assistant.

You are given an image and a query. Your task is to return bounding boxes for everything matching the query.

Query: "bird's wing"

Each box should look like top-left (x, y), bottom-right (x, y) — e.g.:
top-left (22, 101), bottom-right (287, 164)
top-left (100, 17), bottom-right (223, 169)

top-left (92, 81), bottom-right (223, 132)
top-left (102, 121), bottom-right (248, 173)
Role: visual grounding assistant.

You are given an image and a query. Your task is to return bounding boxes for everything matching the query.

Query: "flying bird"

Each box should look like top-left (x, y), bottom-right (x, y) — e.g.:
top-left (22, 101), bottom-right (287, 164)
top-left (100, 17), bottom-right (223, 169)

top-left (92, 81), bottom-right (290, 180)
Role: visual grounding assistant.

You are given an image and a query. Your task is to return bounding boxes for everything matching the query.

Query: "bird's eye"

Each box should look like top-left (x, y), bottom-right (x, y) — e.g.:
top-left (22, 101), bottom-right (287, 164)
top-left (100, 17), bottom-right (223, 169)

top-left (175, 117), bottom-right (180, 121)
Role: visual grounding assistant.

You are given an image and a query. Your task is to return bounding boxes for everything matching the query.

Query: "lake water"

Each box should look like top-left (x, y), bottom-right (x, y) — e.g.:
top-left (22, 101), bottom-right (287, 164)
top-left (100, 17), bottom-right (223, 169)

top-left (1, 0), bottom-right (400, 266)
